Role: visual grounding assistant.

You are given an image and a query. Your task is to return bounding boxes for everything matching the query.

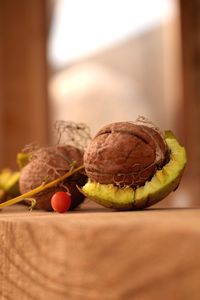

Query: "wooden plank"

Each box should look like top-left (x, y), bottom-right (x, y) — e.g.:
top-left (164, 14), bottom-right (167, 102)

top-left (179, 0), bottom-right (200, 194)
top-left (0, 0), bottom-right (49, 169)
top-left (1, 203), bottom-right (200, 299)
top-left (174, 0), bottom-right (200, 205)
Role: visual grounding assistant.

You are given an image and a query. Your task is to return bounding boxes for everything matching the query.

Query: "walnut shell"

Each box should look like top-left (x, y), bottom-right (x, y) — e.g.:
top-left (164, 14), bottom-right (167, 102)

top-left (19, 145), bottom-right (86, 210)
top-left (84, 122), bottom-right (168, 187)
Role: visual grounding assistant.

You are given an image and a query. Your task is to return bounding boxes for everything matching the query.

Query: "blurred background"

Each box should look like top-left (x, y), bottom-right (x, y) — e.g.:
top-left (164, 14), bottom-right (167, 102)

top-left (0, 0), bottom-right (199, 207)
top-left (49, 0), bottom-right (181, 134)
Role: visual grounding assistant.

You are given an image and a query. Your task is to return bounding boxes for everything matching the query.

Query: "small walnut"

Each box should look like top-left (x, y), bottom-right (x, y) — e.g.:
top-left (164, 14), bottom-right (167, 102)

top-left (19, 145), bottom-right (86, 210)
top-left (84, 122), bottom-right (168, 188)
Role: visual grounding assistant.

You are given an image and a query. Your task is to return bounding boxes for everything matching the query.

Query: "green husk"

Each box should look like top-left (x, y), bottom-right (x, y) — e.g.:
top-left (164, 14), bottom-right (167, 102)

top-left (82, 131), bottom-right (187, 210)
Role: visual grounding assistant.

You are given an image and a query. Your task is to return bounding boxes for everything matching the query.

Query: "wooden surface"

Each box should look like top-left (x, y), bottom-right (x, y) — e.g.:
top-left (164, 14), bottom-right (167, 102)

top-left (1, 202), bottom-right (200, 300)
top-left (0, 0), bottom-right (49, 169)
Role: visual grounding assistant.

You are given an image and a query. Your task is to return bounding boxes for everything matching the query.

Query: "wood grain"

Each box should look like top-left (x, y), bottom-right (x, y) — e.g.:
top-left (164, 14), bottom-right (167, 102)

top-left (1, 203), bottom-right (200, 300)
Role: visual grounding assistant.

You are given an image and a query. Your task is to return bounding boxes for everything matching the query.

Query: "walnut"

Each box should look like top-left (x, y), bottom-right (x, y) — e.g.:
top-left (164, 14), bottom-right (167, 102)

top-left (19, 145), bottom-right (86, 210)
top-left (84, 121), bottom-right (168, 188)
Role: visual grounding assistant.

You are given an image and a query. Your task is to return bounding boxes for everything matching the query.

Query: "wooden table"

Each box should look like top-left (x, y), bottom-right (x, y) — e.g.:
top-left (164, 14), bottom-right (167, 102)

top-left (1, 202), bottom-right (200, 300)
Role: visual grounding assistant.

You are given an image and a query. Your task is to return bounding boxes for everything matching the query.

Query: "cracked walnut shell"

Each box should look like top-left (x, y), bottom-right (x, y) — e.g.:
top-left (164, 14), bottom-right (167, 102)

top-left (84, 122), bottom-right (168, 188)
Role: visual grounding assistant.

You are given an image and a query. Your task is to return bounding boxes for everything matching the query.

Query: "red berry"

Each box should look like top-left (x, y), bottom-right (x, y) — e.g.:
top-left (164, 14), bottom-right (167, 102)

top-left (51, 191), bottom-right (71, 213)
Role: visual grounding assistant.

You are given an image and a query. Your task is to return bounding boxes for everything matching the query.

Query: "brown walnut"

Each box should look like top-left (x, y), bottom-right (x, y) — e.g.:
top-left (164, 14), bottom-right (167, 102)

top-left (84, 122), bottom-right (168, 188)
top-left (19, 145), bottom-right (86, 210)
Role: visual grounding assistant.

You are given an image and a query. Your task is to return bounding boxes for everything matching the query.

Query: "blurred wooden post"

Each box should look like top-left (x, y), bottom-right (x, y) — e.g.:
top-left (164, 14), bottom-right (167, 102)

top-left (180, 0), bottom-right (200, 201)
top-left (0, 0), bottom-right (49, 169)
